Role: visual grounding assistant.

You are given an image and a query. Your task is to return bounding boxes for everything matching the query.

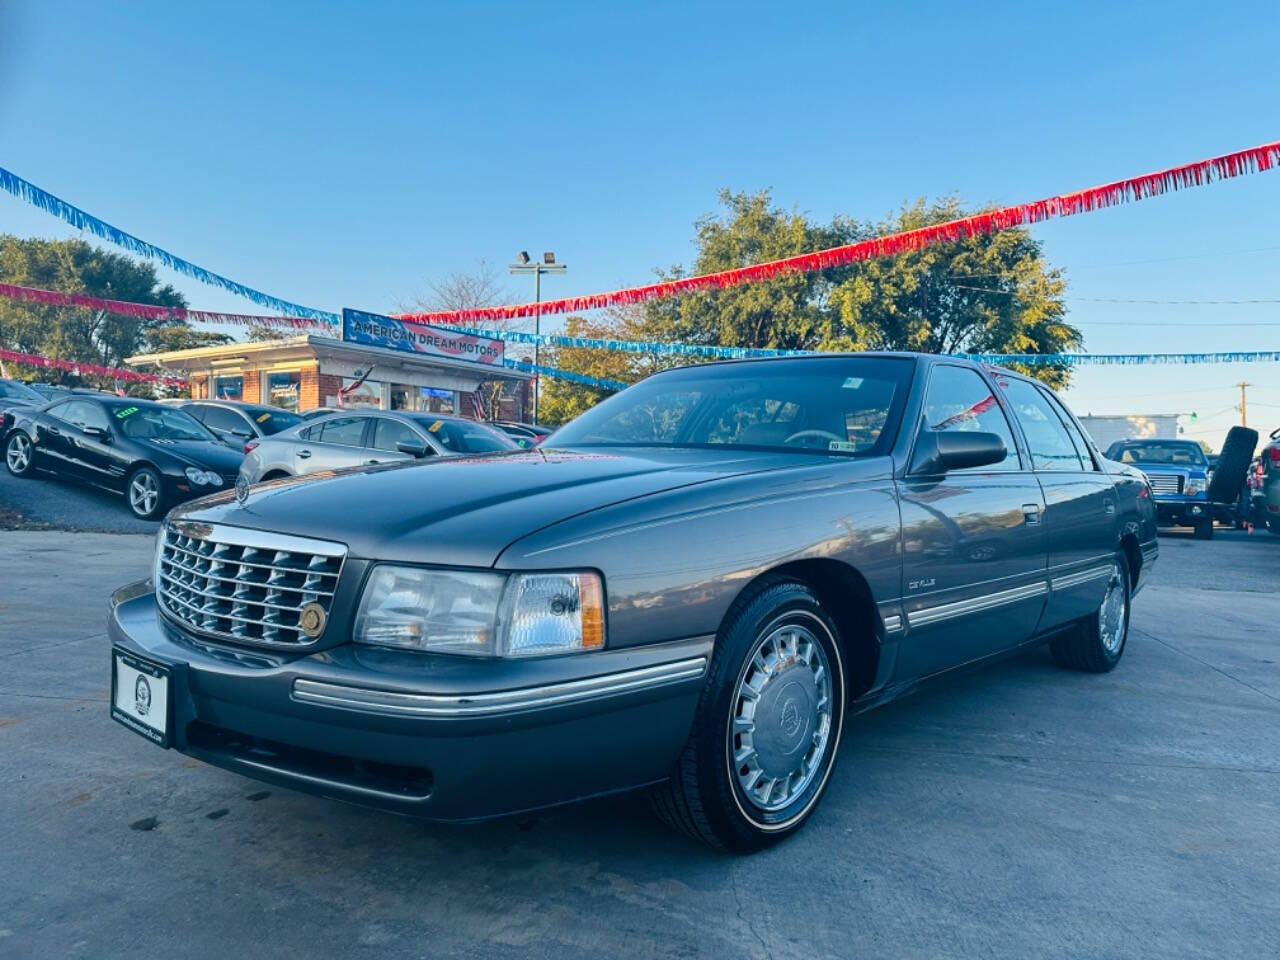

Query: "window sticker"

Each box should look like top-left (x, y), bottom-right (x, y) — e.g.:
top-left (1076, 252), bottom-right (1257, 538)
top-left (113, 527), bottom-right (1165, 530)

top-left (842, 377), bottom-right (864, 389)
top-left (428, 420), bottom-right (444, 433)
top-left (114, 406), bottom-right (139, 419)
top-left (828, 440), bottom-right (859, 452)
top-left (256, 413), bottom-right (272, 423)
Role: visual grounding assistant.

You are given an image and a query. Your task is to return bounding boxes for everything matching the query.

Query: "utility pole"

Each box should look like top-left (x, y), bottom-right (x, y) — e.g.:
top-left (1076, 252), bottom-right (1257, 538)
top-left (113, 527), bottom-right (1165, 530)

top-left (509, 251), bottom-right (567, 424)
top-left (1235, 381), bottom-right (1252, 427)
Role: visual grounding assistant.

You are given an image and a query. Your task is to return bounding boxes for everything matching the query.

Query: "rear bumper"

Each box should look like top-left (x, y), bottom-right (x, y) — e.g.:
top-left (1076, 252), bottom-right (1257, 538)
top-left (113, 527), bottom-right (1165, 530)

top-left (108, 582), bottom-right (710, 821)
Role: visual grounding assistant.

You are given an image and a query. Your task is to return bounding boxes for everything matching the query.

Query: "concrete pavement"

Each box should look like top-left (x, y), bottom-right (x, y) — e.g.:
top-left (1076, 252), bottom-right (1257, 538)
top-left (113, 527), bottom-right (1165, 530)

top-left (1, 529), bottom-right (1277, 959)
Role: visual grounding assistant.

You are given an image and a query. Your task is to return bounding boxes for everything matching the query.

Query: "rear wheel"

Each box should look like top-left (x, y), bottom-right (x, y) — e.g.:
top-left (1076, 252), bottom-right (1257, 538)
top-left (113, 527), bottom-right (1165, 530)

top-left (1050, 554), bottom-right (1130, 673)
top-left (649, 579), bottom-right (847, 852)
top-left (5, 432), bottom-right (36, 477)
top-left (126, 467), bottom-right (165, 520)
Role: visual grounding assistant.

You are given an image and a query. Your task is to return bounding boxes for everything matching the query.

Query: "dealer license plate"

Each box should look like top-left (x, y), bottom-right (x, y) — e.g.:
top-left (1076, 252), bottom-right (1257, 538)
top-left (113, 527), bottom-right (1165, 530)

top-left (111, 649), bottom-right (172, 747)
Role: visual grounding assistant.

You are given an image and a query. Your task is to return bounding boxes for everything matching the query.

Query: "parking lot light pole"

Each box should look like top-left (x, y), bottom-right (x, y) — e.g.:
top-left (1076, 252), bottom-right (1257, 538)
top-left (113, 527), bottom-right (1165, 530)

top-left (509, 251), bottom-right (566, 423)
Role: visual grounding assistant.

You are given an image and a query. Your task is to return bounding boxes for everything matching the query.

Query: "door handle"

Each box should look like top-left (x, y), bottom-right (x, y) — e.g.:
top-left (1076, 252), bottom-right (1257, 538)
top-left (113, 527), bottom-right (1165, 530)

top-left (48, 426), bottom-right (61, 436)
top-left (364, 459), bottom-right (379, 465)
top-left (1103, 499), bottom-right (1116, 515)
top-left (297, 449), bottom-right (312, 459)
top-left (1022, 503), bottom-right (1041, 524)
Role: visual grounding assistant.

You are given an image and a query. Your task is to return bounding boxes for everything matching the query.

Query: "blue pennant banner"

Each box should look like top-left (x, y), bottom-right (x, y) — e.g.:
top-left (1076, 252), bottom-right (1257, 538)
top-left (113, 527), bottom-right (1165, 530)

top-left (448, 325), bottom-right (1280, 368)
top-left (0, 166), bottom-right (338, 323)
top-left (502, 358), bottom-right (628, 391)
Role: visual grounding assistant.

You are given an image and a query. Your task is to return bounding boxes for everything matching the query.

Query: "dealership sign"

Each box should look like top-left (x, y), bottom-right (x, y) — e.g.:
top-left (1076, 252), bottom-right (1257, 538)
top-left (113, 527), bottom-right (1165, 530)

top-left (341, 308), bottom-right (504, 366)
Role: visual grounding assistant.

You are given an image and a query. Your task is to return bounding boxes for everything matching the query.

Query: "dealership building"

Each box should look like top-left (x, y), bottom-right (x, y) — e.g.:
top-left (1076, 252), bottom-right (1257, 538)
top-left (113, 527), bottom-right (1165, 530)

top-left (127, 311), bottom-right (532, 419)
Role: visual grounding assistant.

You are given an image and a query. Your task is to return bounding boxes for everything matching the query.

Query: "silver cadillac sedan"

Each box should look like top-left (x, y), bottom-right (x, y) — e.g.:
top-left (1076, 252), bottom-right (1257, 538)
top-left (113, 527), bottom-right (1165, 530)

top-left (237, 410), bottom-right (518, 483)
top-left (108, 353), bottom-right (1157, 852)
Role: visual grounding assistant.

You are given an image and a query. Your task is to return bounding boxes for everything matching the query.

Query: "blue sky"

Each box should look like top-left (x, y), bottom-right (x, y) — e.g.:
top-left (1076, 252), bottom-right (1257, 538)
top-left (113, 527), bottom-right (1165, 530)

top-left (2, 1), bottom-right (1279, 443)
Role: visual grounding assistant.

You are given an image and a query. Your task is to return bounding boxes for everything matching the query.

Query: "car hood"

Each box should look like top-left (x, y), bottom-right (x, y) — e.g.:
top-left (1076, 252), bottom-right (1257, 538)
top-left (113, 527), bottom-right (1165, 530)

top-left (144, 438), bottom-right (245, 474)
top-left (175, 446), bottom-right (828, 566)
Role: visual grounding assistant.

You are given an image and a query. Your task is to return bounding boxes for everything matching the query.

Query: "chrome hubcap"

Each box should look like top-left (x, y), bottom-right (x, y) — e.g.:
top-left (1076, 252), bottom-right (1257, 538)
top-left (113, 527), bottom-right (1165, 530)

top-left (729, 621), bottom-right (833, 813)
top-left (6, 435), bottom-right (31, 472)
top-left (130, 473), bottom-right (158, 514)
top-left (1099, 562), bottom-right (1127, 654)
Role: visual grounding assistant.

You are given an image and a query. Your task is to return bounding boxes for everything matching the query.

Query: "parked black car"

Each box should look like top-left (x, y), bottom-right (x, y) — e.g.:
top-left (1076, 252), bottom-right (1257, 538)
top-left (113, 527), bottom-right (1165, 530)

top-left (491, 420), bottom-right (554, 447)
top-left (0, 378), bottom-right (47, 433)
top-left (180, 400), bottom-right (304, 451)
top-left (108, 354), bottom-right (1156, 850)
top-left (5, 395), bottom-right (244, 519)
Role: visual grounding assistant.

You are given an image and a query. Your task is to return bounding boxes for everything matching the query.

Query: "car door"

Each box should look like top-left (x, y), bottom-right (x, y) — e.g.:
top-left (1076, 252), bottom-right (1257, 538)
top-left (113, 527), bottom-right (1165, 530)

top-left (66, 399), bottom-right (127, 490)
top-left (896, 363), bottom-right (1048, 679)
top-left (367, 416), bottom-right (436, 466)
top-left (998, 376), bottom-right (1118, 630)
top-left (297, 415), bottom-right (370, 474)
top-left (32, 399), bottom-right (81, 475)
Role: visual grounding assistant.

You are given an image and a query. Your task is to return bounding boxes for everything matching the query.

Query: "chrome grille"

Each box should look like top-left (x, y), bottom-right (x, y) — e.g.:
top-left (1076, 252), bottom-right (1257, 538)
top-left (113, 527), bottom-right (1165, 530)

top-left (156, 521), bottom-right (346, 646)
top-left (1146, 473), bottom-right (1183, 495)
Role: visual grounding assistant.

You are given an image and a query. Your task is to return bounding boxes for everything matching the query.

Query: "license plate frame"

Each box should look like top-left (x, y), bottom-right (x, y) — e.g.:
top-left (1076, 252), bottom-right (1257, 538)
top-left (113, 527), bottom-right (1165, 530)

top-left (111, 648), bottom-right (173, 748)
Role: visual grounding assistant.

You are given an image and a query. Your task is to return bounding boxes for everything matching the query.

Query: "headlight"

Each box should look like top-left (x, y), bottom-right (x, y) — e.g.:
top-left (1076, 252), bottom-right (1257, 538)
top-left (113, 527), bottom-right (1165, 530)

top-left (184, 467), bottom-right (222, 487)
top-left (354, 566), bottom-right (605, 657)
top-left (1184, 477), bottom-right (1203, 496)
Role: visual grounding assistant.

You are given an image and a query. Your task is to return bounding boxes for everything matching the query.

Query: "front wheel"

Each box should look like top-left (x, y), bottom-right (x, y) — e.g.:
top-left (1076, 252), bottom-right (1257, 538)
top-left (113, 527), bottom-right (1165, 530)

top-left (1050, 554), bottom-right (1130, 673)
top-left (650, 579), bottom-right (847, 852)
top-left (126, 467), bottom-right (165, 520)
top-left (5, 431), bottom-right (37, 477)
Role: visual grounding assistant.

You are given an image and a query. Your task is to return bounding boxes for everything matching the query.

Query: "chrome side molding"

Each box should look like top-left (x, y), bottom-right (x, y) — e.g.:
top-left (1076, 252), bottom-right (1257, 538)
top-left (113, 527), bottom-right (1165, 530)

top-left (292, 657), bottom-right (709, 719)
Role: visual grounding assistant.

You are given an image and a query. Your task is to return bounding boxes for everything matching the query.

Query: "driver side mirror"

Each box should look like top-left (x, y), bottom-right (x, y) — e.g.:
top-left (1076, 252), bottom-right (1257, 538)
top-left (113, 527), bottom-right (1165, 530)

top-left (912, 429), bottom-right (1006, 476)
top-left (396, 437), bottom-right (430, 458)
top-left (82, 425), bottom-right (111, 444)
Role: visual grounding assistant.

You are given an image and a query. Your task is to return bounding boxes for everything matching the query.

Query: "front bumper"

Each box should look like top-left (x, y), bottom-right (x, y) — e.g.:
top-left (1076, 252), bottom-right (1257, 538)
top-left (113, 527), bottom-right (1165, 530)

top-left (1154, 496), bottom-right (1209, 526)
top-left (109, 582), bottom-right (710, 821)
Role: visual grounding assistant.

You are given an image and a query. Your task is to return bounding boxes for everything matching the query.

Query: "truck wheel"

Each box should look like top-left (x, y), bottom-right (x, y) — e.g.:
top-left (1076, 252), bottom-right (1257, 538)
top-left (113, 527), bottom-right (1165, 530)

top-left (1193, 519), bottom-right (1214, 540)
top-left (1050, 554), bottom-right (1130, 673)
top-left (1206, 426), bottom-right (1258, 505)
top-left (649, 579), bottom-right (846, 852)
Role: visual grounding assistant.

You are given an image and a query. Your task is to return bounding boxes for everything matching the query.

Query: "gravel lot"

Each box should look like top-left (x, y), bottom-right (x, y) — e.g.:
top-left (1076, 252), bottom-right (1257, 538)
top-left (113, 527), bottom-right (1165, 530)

top-left (1, 528), bottom-right (1278, 959)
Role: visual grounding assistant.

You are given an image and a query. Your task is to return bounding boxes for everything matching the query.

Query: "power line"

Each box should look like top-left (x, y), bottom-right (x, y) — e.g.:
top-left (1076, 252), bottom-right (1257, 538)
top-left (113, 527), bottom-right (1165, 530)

top-left (951, 283), bottom-right (1280, 305)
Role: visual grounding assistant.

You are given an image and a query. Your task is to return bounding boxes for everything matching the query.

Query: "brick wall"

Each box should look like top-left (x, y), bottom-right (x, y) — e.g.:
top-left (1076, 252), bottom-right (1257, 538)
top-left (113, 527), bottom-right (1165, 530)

top-left (299, 371), bottom-right (343, 411)
top-left (241, 370), bottom-right (262, 404)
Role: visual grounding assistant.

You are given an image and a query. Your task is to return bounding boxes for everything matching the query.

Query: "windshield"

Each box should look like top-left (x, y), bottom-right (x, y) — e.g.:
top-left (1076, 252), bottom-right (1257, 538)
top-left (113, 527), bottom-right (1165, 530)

top-left (410, 417), bottom-right (519, 453)
top-left (549, 357), bottom-right (914, 456)
top-left (1112, 442), bottom-right (1207, 466)
top-left (244, 406), bottom-right (303, 435)
top-left (117, 405), bottom-right (219, 442)
top-left (0, 380), bottom-right (46, 403)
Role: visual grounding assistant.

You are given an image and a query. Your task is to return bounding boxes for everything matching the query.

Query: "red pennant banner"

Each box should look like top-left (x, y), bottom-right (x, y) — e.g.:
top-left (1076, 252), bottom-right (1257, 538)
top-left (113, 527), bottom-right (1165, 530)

top-left (0, 348), bottom-right (187, 387)
top-left (396, 139), bottom-right (1280, 327)
top-left (0, 281), bottom-right (328, 330)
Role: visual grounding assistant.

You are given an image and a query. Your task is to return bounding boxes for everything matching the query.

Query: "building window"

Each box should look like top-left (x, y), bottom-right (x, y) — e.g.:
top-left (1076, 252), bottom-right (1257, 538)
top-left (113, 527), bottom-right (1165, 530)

top-left (213, 375), bottom-right (243, 401)
top-left (389, 384), bottom-right (455, 413)
top-left (266, 371), bottom-right (301, 412)
top-left (340, 377), bottom-right (382, 410)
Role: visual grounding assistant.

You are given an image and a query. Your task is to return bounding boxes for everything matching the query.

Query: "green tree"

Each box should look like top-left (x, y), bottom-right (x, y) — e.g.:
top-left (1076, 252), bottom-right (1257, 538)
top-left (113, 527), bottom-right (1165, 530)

top-left (0, 235), bottom-right (194, 382)
top-left (542, 190), bottom-right (1080, 414)
top-left (824, 197), bottom-right (1078, 387)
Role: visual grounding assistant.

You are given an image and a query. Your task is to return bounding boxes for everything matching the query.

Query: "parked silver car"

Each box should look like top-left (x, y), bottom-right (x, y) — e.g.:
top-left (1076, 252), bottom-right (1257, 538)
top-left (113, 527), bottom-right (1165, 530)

top-left (238, 411), bottom-right (519, 483)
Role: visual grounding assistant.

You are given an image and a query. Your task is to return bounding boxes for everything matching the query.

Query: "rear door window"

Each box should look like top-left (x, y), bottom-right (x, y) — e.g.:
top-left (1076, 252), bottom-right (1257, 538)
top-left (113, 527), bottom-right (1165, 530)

top-left (318, 416), bottom-right (368, 446)
top-left (1038, 386), bottom-right (1097, 470)
top-left (1000, 378), bottom-right (1084, 471)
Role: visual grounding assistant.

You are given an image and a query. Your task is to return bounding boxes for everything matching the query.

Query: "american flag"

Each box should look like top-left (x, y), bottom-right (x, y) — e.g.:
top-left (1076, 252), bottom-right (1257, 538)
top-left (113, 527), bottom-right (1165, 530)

top-left (469, 387), bottom-right (486, 420)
